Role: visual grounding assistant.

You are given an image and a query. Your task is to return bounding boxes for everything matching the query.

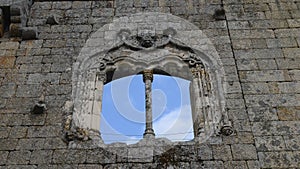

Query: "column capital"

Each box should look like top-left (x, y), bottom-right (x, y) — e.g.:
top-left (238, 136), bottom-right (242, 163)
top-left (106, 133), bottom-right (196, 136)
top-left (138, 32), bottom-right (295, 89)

top-left (143, 69), bottom-right (153, 82)
top-left (97, 71), bottom-right (106, 82)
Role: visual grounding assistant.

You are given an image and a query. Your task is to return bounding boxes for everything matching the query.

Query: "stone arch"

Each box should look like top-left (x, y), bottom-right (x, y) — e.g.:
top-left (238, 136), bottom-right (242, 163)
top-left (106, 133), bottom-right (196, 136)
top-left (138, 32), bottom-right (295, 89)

top-left (71, 12), bottom-right (233, 143)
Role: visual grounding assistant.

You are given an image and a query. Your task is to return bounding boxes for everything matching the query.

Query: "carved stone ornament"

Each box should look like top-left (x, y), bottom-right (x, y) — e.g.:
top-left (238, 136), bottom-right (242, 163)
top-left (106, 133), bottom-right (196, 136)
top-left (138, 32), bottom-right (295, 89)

top-left (97, 53), bottom-right (114, 71)
top-left (118, 28), bottom-right (177, 50)
top-left (97, 71), bottom-right (106, 82)
top-left (65, 127), bottom-right (90, 141)
top-left (64, 115), bottom-right (91, 141)
top-left (220, 125), bottom-right (234, 136)
top-left (183, 53), bottom-right (204, 68)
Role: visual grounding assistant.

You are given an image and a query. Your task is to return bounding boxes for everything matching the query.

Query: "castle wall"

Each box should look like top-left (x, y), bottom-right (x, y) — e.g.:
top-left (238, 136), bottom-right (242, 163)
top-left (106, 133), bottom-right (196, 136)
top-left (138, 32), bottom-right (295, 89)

top-left (0, 0), bottom-right (299, 168)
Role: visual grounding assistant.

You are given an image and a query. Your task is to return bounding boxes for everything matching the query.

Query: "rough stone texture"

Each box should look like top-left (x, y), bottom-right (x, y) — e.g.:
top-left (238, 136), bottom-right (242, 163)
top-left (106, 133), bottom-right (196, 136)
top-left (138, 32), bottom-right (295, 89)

top-left (0, 0), bottom-right (299, 168)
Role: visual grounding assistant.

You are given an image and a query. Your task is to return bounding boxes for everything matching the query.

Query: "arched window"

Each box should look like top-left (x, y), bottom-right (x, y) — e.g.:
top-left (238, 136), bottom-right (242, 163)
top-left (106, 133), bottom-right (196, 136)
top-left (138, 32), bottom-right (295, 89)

top-left (70, 13), bottom-right (233, 144)
top-left (100, 74), bottom-right (194, 144)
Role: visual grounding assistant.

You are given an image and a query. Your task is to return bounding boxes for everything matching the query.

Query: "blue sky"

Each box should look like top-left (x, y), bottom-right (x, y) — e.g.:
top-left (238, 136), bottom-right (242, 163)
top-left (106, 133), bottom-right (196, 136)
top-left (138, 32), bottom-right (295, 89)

top-left (100, 74), bottom-right (194, 144)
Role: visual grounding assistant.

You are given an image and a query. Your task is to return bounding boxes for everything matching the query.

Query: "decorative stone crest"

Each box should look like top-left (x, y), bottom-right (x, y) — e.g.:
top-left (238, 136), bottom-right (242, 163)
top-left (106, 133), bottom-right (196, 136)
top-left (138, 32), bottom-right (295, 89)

top-left (118, 28), bottom-right (177, 50)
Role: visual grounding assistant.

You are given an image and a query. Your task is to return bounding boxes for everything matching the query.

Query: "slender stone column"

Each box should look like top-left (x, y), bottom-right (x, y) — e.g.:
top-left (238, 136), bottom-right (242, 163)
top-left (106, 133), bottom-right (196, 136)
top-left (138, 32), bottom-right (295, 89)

top-left (143, 69), bottom-right (155, 138)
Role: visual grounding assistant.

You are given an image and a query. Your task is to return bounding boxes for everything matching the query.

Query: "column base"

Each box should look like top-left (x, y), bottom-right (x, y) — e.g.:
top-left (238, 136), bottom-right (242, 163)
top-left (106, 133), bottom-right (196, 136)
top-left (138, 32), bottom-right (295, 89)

top-left (143, 128), bottom-right (155, 138)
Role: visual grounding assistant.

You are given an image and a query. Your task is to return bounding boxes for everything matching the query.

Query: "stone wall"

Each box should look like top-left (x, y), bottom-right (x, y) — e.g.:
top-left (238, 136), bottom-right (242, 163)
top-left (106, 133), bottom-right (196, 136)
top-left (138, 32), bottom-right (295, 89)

top-left (0, 0), bottom-right (299, 168)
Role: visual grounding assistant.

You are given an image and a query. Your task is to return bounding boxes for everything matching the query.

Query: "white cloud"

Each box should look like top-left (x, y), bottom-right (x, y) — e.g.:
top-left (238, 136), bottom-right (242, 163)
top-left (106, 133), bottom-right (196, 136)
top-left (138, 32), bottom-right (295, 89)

top-left (153, 105), bottom-right (194, 141)
top-left (100, 104), bottom-right (194, 144)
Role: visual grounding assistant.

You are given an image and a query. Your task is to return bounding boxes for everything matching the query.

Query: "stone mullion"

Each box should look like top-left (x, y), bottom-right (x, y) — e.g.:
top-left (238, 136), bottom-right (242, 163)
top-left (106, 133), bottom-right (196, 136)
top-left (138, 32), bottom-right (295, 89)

top-left (143, 69), bottom-right (155, 138)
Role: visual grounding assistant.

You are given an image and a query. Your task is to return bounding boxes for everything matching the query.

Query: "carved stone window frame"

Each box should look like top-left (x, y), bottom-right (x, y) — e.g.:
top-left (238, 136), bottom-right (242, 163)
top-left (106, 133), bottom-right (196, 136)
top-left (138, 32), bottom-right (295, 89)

top-left (70, 13), bottom-right (233, 143)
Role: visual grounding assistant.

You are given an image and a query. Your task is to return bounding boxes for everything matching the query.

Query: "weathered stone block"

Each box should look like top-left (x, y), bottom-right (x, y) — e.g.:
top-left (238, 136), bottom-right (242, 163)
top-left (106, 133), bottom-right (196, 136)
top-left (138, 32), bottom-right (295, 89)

top-left (277, 106), bottom-right (300, 121)
top-left (0, 83), bottom-right (16, 98)
top-left (242, 82), bottom-right (269, 94)
top-left (255, 136), bottom-right (286, 151)
top-left (0, 113), bottom-right (23, 126)
top-left (27, 126), bottom-right (60, 138)
top-left (235, 49), bottom-right (283, 59)
top-left (30, 150), bottom-right (53, 164)
top-left (65, 9), bottom-right (91, 18)
top-left (223, 132), bottom-right (254, 144)
top-left (231, 144), bottom-right (257, 160)
top-left (253, 121), bottom-right (300, 136)
top-left (0, 151), bottom-right (8, 165)
top-left (226, 98), bottom-right (245, 109)
top-left (19, 64), bottom-right (43, 73)
top-left (43, 40), bottom-right (66, 48)
top-left (43, 138), bottom-right (67, 150)
top-left (212, 145), bottom-right (232, 161)
top-left (247, 160), bottom-right (261, 169)
top-left (287, 19), bottom-right (300, 27)
top-left (17, 138), bottom-right (45, 150)
top-left (197, 144), bottom-right (213, 160)
top-left (53, 150), bottom-right (86, 164)
top-left (128, 147), bottom-right (154, 162)
top-left (9, 126), bottom-right (27, 139)
top-left (173, 146), bottom-right (197, 162)
top-left (236, 59), bottom-right (258, 70)
top-left (0, 99), bottom-right (6, 109)
top-left (248, 107), bottom-right (278, 122)
top-left (230, 29), bottom-right (275, 39)
top-left (251, 39), bottom-right (267, 49)
top-left (245, 94), bottom-right (300, 107)
top-left (257, 59), bottom-right (278, 70)
top-left (72, 1), bottom-right (92, 9)
top-left (7, 150), bottom-right (31, 165)
top-left (0, 56), bottom-right (16, 68)
top-left (52, 1), bottom-right (72, 10)
top-left (267, 38), bottom-right (298, 48)
top-left (0, 127), bottom-right (10, 139)
top-left (27, 73), bottom-right (60, 84)
top-left (191, 161), bottom-right (224, 168)
top-left (283, 48), bottom-right (300, 58)
top-left (249, 20), bottom-right (288, 29)
top-left (78, 164), bottom-right (103, 169)
top-left (276, 58), bottom-right (300, 69)
top-left (0, 139), bottom-right (18, 151)
top-left (92, 8), bottom-right (114, 17)
top-left (73, 25), bottom-right (92, 33)
top-left (16, 84), bottom-right (42, 98)
top-left (289, 70), bottom-right (300, 80)
top-left (274, 28), bottom-right (300, 38)
top-left (258, 151), bottom-right (299, 168)
top-left (284, 135), bottom-right (300, 151)
top-left (224, 161), bottom-right (248, 169)
top-left (240, 70), bottom-right (291, 82)
top-left (86, 149), bottom-right (116, 164)
top-left (228, 21), bottom-right (250, 30)
top-left (232, 39), bottom-right (252, 49)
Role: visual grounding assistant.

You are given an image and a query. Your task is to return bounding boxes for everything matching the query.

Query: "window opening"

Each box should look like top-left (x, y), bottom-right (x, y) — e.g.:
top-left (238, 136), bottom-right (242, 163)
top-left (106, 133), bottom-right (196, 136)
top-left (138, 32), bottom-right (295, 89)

top-left (100, 74), bottom-right (194, 144)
